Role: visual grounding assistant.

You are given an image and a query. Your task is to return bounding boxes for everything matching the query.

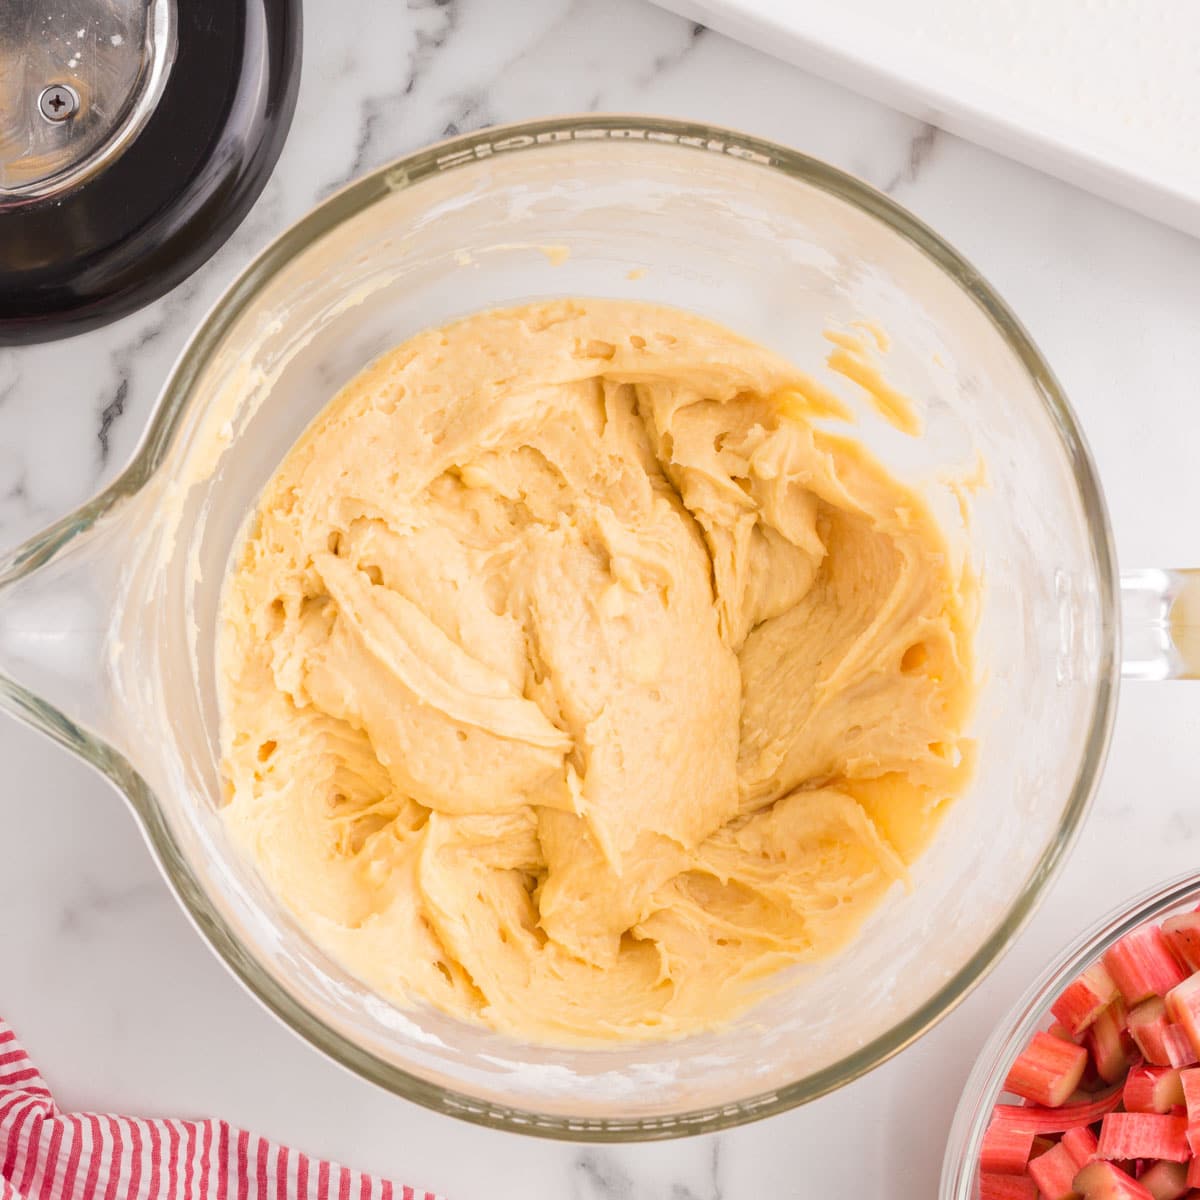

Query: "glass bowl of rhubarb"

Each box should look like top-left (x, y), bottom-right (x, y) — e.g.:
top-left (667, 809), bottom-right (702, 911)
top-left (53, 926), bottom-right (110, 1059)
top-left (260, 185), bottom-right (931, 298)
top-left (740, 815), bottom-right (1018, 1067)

top-left (943, 872), bottom-right (1200, 1200)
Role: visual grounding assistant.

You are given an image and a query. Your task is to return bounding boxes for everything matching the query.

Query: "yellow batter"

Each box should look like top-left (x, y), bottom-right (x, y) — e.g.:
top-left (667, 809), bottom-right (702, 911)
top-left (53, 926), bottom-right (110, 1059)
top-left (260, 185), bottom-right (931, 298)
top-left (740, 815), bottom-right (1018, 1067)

top-left (218, 299), bottom-right (974, 1043)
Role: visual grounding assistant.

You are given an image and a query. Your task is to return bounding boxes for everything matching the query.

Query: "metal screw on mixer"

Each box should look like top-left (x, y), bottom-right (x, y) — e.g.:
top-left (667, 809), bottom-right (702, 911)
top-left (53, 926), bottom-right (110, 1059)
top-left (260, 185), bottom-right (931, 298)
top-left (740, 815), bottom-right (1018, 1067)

top-left (38, 84), bottom-right (80, 123)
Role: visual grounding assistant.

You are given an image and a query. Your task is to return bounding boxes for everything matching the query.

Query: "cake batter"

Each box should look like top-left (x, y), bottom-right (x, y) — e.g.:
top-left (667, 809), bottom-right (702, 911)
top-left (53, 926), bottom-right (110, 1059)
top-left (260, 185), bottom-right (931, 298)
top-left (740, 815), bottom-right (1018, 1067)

top-left (218, 299), bottom-right (974, 1043)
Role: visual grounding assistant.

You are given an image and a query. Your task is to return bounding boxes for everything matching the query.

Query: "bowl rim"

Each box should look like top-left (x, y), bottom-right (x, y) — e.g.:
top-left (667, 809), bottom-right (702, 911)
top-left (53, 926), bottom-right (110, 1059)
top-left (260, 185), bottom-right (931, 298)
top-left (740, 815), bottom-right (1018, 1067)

top-left (0, 114), bottom-right (1121, 1141)
top-left (940, 870), bottom-right (1200, 1199)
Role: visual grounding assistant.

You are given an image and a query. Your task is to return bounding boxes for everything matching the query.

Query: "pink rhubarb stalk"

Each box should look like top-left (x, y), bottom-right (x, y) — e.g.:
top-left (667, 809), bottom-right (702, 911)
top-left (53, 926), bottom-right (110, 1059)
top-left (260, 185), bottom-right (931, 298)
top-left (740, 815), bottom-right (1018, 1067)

top-left (979, 1173), bottom-right (1039, 1200)
top-left (992, 1089), bottom-right (1124, 1134)
top-left (1163, 915), bottom-right (1200, 972)
top-left (1090, 1001), bottom-right (1135, 1084)
top-left (1166, 975), bottom-right (1200, 1061)
top-left (1132, 998), bottom-right (1176, 1066)
top-left (1055, 963), bottom-right (1122, 1037)
top-left (1105, 927), bottom-right (1190, 1007)
top-left (1073, 1161), bottom-right (1155, 1199)
top-left (1096, 1113), bottom-right (1191, 1163)
top-left (1063, 1124), bottom-right (1101, 1166)
top-left (981, 1121), bottom-right (1035, 1175)
top-left (1164, 1025), bottom-right (1200, 1069)
top-left (1181, 1067), bottom-right (1200, 1157)
top-left (1005, 1030), bottom-right (1090, 1107)
top-left (1030, 1141), bottom-right (1086, 1200)
top-left (1187, 1154), bottom-right (1200, 1188)
top-left (1125, 1066), bottom-right (1186, 1114)
top-left (1138, 1160), bottom-right (1189, 1200)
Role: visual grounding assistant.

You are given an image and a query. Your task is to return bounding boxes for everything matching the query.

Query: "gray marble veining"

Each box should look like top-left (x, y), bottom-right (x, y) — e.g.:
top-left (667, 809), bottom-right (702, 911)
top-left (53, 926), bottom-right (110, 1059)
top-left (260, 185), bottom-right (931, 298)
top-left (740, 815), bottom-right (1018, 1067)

top-left (883, 121), bottom-right (939, 194)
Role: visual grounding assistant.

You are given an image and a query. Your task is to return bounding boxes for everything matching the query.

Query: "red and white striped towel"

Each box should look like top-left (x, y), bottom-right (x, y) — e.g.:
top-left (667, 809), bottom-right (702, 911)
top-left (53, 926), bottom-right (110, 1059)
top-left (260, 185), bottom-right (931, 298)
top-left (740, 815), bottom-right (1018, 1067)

top-left (0, 1021), bottom-right (442, 1200)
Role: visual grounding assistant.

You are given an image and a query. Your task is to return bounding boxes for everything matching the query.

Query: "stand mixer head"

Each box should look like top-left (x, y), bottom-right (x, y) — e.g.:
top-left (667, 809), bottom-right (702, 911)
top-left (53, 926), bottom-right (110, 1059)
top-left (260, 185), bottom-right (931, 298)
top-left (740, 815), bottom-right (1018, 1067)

top-left (0, 0), bottom-right (301, 344)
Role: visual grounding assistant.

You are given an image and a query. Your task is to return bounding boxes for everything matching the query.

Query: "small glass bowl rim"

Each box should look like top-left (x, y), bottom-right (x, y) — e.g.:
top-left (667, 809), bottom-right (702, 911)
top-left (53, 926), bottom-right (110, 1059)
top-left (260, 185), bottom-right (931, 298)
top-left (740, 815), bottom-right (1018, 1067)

top-left (940, 871), bottom-right (1200, 1198)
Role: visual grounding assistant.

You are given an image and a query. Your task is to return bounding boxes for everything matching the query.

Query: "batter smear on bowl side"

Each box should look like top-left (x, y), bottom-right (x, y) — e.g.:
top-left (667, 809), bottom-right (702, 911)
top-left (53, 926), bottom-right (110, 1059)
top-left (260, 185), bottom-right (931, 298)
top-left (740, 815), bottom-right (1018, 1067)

top-left (218, 299), bottom-right (975, 1043)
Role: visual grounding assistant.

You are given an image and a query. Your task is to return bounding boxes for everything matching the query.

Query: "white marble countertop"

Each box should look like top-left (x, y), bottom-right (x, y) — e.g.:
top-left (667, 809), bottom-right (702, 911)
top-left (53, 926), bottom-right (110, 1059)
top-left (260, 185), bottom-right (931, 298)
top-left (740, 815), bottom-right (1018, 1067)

top-left (3, 1), bottom-right (1200, 1197)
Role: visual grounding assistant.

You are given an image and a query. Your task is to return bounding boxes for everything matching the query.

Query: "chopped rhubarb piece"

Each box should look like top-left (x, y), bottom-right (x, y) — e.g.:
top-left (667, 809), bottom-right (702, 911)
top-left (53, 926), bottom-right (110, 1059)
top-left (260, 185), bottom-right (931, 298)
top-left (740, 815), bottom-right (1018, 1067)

top-left (1106, 927), bottom-right (1190, 1006)
top-left (979, 1172), bottom-right (1039, 1200)
top-left (1183, 1074), bottom-right (1200, 1154)
top-left (1005, 1030), bottom-right (1090, 1106)
top-left (981, 1119), bottom-right (1036, 1174)
top-left (1056, 963), bottom-right (1123, 1036)
top-left (1163, 1025), bottom-right (1199, 1068)
top-left (1188, 1155), bottom-right (1200, 1188)
top-left (1096, 1114), bottom-right (1191, 1163)
top-left (1125, 1067), bottom-right (1185, 1114)
top-left (1091, 1001), bottom-right (1135, 1083)
top-left (1064, 1124), bottom-right (1101, 1167)
top-left (1051, 1021), bottom-right (1084, 1042)
top-left (1166, 975), bottom-right (1200, 1060)
top-left (1132, 999), bottom-right (1175, 1066)
top-left (1074, 1161), bottom-right (1155, 1199)
top-left (1179, 1068), bottom-right (1200, 1121)
top-left (1139, 1161), bottom-right (1189, 1200)
top-left (993, 1089), bottom-right (1124, 1133)
top-left (1032, 1140), bottom-right (1087, 1199)
top-left (1163, 916), bottom-right (1200, 972)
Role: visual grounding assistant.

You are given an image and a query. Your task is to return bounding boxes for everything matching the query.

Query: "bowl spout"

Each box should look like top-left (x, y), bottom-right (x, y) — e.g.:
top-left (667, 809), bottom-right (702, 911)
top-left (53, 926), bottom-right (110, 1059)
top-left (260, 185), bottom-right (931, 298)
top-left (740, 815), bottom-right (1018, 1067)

top-left (0, 500), bottom-right (137, 768)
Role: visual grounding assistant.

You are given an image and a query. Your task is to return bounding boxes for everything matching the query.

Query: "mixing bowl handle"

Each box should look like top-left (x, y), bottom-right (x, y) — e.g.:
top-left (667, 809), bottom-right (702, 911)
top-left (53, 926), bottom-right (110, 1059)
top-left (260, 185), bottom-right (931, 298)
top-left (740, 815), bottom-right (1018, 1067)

top-left (1121, 569), bottom-right (1200, 680)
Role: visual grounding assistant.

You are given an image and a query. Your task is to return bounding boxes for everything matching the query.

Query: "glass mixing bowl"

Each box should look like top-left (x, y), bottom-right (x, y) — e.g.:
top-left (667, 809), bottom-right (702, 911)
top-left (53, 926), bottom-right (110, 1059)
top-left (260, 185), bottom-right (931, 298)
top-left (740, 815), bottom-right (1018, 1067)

top-left (941, 872), bottom-right (1200, 1199)
top-left (0, 116), bottom-right (1196, 1140)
